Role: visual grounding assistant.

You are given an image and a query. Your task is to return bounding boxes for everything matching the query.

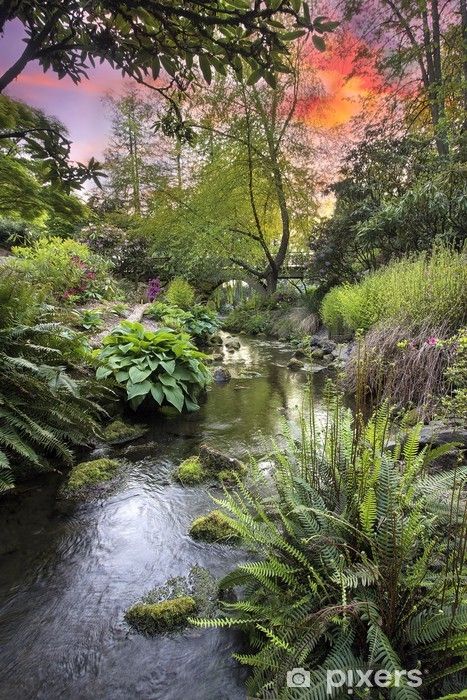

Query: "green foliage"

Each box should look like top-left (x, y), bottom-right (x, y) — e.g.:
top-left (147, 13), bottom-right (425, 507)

top-left (65, 458), bottom-right (119, 492)
top-left (192, 400), bottom-right (467, 698)
top-left (125, 596), bottom-right (197, 635)
top-left (78, 309), bottom-right (103, 331)
top-left (6, 236), bottom-right (115, 302)
top-left (189, 510), bottom-right (239, 543)
top-left (0, 217), bottom-right (38, 248)
top-left (146, 301), bottom-right (220, 341)
top-left (442, 328), bottom-right (467, 421)
top-left (0, 3), bottom-right (335, 92)
top-left (309, 134), bottom-right (465, 289)
top-left (0, 272), bottom-right (107, 490)
top-left (321, 248), bottom-right (467, 336)
top-left (79, 220), bottom-right (155, 279)
top-left (96, 321), bottom-right (210, 412)
top-left (174, 456), bottom-right (206, 484)
top-left (165, 278), bottom-right (196, 310)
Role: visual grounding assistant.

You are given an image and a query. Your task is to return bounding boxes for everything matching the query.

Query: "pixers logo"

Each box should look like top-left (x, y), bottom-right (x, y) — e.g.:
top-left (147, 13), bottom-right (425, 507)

top-left (326, 668), bottom-right (423, 695)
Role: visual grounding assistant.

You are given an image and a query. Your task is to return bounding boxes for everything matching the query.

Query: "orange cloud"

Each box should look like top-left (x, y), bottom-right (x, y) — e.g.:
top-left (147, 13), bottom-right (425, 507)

top-left (296, 32), bottom-right (387, 130)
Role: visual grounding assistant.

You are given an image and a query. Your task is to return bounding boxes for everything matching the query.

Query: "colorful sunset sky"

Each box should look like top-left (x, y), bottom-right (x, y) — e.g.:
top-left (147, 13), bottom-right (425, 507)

top-left (1, 16), bottom-right (385, 164)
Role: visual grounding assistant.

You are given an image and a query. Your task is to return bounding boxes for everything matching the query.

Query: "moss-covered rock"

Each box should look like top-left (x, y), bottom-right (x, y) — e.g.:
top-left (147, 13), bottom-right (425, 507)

top-left (101, 419), bottom-right (147, 445)
top-left (287, 357), bottom-right (304, 370)
top-left (189, 510), bottom-right (239, 542)
top-left (199, 444), bottom-right (245, 475)
top-left (65, 458), bottom-right (120, 492)
top-left (174, 456), bottom-right (206, 484)
top-left (125, 596), bottom-right (197, 634)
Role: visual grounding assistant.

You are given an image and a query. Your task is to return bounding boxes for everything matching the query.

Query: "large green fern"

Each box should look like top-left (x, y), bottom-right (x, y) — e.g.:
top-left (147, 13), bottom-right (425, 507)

top-left (192, 397), bottom-right (467, 699)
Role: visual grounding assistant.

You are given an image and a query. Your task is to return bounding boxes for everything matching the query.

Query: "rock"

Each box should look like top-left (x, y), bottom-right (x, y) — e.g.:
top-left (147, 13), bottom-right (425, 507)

top-left (125, 596), bottom-right (196, 634)
top-left (292, 349), bottom-right (307, 360)
top-left (199, 444), bottom-right (245, 474)
top-left (213, 367), bottom-right (231, 383)
top-left (189, 510), bottom-right (238, 542)
top-left (101, 419), bottom-right (147, 445)
top-left (419, 422), bottom-right (467, 449)
top-left (63, 458), bottom-right (120, 494)
top-left (257, 332), bottom-right (267, 338)
top-left (287, 358), bottom-right (304, 370)
top-left (225, 338), bottom-right (241, 350)
top-left (209, 334), bottom-right (223, 346)
top-left (311, 348), bottom-right (325, 360)
top-left (322, 353), bottom-right (334, 364)
top-left (212, 353), bottom-right (223, 362)
top-left (174, 456), bottom-right (206, 484)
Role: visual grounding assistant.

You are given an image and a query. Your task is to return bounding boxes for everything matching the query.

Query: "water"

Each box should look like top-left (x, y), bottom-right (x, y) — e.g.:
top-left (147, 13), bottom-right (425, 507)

top-left (0, 336), bottom-right (329, 700)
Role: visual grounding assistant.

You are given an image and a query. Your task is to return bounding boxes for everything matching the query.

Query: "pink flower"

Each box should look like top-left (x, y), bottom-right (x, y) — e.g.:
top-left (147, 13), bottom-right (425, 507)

top-left (427, 336), bottom-right (438, 346)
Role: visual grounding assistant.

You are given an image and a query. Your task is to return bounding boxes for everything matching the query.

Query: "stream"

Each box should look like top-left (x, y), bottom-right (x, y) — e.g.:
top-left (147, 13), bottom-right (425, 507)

top-left (0, 336), bottom-right (329, 700)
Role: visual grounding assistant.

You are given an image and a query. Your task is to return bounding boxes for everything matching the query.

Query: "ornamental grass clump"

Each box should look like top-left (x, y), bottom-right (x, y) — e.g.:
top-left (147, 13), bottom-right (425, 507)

top-left (95, 321), bottom-right (210, 412)
top-left (321, 247), bottom-right (467, 336)
top-left (192, 395), bottom-right (467, 699)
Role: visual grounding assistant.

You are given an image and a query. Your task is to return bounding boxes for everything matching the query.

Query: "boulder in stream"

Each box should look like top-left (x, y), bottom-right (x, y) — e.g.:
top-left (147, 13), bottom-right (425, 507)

top-left (189, 510), bottom-right (239, 543)
top-left (125, 596), bottom-right (197, 634)
top-left (213, 367), bottom-right (231, 383)
top-left (287, 357), bottom-right (304, 370)
top-left (225, 338), bottom-right (241, 350)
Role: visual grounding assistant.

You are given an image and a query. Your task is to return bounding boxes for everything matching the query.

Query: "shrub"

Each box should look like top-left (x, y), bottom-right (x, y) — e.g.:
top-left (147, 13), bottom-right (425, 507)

top-left (96, 321), bottom-right (210, 412)
top-left (344, 321), bottom-right (458, 419)
top-left (79, 222), bottom-right (155, 279)
top-left (65, 458), bottom-right (119, 492)
top-left (442, 328), bottom-right (467, 421)
top-left (165, 277), bottom-right (196, 309)
top-left (0, 274), bottom-right (107, 490)
top-left (146, 301), bottom-right (220, 341)
top-left (321, 247), bottom-right (467, 336)
top-left (125, 596), bottom-right (197, 635)
top-left (6, 236), bottom-right (115, 302)
top-left (0, 216), bottom-right (37, 248)
top-left (193, 401), bottom-right (467, 699)
top-left (78, 308), bottom-right (103, 332)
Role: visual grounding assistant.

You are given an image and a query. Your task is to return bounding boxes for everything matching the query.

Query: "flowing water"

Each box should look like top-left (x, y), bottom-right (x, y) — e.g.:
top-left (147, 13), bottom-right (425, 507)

top-left (0, 336), bottom-right (329, 700)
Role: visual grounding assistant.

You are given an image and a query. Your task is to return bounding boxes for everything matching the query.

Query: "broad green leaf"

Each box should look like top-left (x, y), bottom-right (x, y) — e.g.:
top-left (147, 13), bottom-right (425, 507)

top-left (199, 54), bottom-right (212, 84)
top-left (129, 366), bottom-right (152, 383)
top-left (150, 383), bottom-right (164, 405)
top-left (160, 359), bottom-right (176, 375)
top-left (127, 379), bottom-right (152, 400)
top-left (162, 385), bottom-right (185, 412)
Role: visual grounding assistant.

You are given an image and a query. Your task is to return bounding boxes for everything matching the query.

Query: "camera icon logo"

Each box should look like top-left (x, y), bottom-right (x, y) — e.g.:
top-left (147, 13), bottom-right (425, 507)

top-left (287, 668), bottom-right (311, 688)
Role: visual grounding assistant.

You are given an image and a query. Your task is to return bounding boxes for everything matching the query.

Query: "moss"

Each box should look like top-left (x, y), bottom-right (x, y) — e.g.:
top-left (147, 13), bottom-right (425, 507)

top-left (217, 469), bottom-right (242, 484)
top-left (66, 458), bottom-right (119, 492)
top-left (102, 419), bottom-right (147, 445)
top-left (174, 456), bottom-right (206, 484)
top-left (125, 596), bottom-right (197, 634)
top-left (189, 510), bottom-right (239, 542)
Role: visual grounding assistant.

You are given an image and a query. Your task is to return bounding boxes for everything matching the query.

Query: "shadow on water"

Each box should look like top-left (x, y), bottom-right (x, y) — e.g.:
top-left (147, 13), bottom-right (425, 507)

top-left (0, 335), bottom-right (330, 700)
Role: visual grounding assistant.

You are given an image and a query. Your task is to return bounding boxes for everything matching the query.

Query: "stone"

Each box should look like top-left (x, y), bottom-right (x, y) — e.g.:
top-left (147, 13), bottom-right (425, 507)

top-left (212, 353), bottom-right (223, 362)
top-left (287, 358), bottom-right (304, 370)
top-left (419, 422), bottom-right (467, 448)
top-left (225, 338), bottom-right (241, 350)
top-left (101, 419), bottom-right (147, 445)
top-left (213, 367), bottom-right (231, 383)
top-left (311, 348), bottom-right (325, 360)
top-left (174, 456), bottom-right (206, 484)
top-left (199, 444), bottom-right (246, 476)
top-left (322, 353), bottom-right (334, 364)
top-left (292, 349), bottom-right (307, 359)
top-left (64, 458), bottom-right (120, 493)
top-left (125, 596), bottom-right (196, 634)
top-left (189, 510), bottom-right (238, 542)
top-left (209, 334), bottom-right (223, 346)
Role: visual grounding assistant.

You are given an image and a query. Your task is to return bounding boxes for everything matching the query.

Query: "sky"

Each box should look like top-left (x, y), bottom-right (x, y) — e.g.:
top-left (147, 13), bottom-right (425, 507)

top-left (1, 16), bottom-right (385, 165)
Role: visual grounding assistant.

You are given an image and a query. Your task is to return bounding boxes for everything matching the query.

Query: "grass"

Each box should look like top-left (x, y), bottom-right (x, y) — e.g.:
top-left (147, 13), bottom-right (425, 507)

top-left (321, 247), bottom-right (467, 336)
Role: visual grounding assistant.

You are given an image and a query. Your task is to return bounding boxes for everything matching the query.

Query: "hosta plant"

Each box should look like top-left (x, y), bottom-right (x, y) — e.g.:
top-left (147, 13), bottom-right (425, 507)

top-left (146, 302), bottom-right (220, 341)
top-left (193, 397), bottom-right (467, 699)
top-left (96, 321), bottom-right (210, 412)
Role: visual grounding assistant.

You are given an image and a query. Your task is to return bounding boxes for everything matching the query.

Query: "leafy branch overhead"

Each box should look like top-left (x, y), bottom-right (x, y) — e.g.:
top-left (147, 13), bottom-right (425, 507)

top-left (0, 1), bottom-right (339, 93)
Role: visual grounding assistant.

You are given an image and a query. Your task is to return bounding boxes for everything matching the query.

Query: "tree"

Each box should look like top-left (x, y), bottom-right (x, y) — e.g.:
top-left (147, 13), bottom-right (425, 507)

top-left (98, 85), bottom-right (178, 214)
top-left (0, 1), bottom-right (337, 94)
top-left (0, 95), bottom-right (89, 232)
top-left (343, 0), bottom-right (466, 158)
top-left (147, 50), bottom-right (317, 295)
top-left (0, 94), bottom-right (103, 191)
